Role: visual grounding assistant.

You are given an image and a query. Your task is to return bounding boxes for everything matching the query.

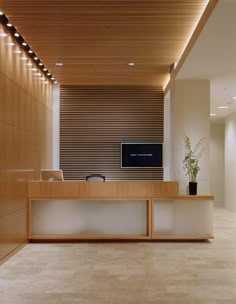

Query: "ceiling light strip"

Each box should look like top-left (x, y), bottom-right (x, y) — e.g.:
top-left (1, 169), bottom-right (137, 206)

top-left (0, 9), bottom-right (57, 84)
top-left (218, 106), bottom-right (229, 109)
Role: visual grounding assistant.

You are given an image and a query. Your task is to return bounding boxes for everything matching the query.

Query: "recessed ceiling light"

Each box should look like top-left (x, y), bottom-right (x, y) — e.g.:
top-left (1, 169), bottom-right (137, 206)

top-left (51, 77), bottom-right (55, 80)
top-left (27, 63), bottom-right (33, 66)
top-left (128, 62), bottom-right (135, 66)
top-left (54, 81), bottom-right (58, 84)
top-left (47, 73), bottom-right (51, 76)
top-left (218, 106), bottom-right (229, 109)
top-left (210, 113), bottom-right (216, 116)
top-left (0, 11), bottom-right (4, 15)
top-left (3, 17), bottom-right (48, 82)
top-left (233, 97), bottom-right (236, 100)
top-left (55, 62), bottom-right (63, 66)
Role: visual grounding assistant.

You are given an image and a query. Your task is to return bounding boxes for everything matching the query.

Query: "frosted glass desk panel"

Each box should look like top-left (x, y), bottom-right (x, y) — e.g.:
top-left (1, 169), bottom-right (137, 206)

top-left (153, 200), bottom-right (213, 236)
top-left (32, 199), bottom-right (147, 235)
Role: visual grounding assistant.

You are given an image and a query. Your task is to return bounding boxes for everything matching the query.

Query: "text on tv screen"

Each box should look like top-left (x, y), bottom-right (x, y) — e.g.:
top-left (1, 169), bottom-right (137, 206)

top-left (121, 143), bottom-right (163, 168)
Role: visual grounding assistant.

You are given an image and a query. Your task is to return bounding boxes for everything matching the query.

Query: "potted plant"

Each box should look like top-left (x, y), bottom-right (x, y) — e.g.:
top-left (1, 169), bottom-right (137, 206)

top-left (183, 135), bottom-right (205, 195)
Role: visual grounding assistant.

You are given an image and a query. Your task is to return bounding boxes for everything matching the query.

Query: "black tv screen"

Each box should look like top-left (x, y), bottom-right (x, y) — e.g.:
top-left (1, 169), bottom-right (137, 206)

top-left (121, 143), bottom-right (163, 168)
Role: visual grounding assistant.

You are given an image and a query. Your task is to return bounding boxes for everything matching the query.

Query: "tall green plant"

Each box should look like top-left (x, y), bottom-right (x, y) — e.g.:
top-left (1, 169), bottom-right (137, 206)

top-left (183, 136), bottom-right (205, 182)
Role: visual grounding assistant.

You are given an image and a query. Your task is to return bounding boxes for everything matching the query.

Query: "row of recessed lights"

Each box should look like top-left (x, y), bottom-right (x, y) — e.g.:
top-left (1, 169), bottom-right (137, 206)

top-left (0, 10), bottom-right (58, 84)
top-left (210, 97), bottom-right (236, 116)
top-left (0, 32), bottom-right (54, 83)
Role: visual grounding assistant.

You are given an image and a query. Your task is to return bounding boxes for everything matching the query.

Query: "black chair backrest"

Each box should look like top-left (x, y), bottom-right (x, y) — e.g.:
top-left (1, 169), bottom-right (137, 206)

top-left (86, 174), bottom-right (105, 182)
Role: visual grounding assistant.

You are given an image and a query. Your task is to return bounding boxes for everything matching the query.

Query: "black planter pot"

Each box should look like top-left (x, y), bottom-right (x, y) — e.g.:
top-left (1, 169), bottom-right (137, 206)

top-left (189, 182), bottom-right (197, 195)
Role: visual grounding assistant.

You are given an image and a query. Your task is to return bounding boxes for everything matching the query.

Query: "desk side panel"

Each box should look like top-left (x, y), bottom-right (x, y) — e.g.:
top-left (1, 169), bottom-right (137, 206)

top-left (153, 199), bottom-right (213, 238)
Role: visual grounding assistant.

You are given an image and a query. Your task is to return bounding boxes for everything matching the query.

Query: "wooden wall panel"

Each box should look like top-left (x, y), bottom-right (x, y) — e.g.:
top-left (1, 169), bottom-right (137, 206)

top-left (0, 209), bottom-right (28, 261)
top-left (60, 86), bottom-right (163, 180)
top-left (0, 24), bottom-right (53, 262)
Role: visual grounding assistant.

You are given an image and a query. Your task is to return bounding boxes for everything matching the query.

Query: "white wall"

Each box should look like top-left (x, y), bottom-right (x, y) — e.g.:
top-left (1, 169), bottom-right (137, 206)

top-left (210, 123), bottom-right (225, 208)
top-left (170, 79), bottom-right (210, 194)
top-left (225, 112), bottom-right (236, 211)
top-left (164, 91), bottom-right (174, 180)
top-left (52, 84), bottom-right (60, 169)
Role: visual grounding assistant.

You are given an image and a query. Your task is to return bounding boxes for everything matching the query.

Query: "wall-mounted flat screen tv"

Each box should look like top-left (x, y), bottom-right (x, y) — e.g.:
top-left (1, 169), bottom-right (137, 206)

top-left (121, 143), bottom-right (163, 168)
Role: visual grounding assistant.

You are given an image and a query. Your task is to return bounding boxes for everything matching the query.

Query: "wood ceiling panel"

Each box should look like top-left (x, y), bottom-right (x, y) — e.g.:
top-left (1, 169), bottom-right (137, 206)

top-left (0, 0), bottom-right (211, 86)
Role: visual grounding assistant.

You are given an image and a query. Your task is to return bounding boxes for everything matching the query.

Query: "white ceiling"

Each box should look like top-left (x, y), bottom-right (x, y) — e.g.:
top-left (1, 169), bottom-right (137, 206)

top-left (176, 0), bottom-right (236, 123)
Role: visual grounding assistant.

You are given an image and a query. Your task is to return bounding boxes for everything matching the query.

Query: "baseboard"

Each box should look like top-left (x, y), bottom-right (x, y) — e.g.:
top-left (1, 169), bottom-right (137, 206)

top-left (0, 241), bottom-right (28, 266)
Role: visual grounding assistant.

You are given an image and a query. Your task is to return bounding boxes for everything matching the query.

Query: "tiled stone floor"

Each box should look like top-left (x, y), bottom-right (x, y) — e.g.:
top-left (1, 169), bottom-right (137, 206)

top-left (0, 208), bottom-right (236, 304)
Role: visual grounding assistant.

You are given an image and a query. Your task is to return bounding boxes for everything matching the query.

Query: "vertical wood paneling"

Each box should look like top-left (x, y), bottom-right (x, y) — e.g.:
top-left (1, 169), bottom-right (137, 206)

top-left (60, 86), bottom-right (163, 180)
top-left (0, 24), bottom-right (53, 262)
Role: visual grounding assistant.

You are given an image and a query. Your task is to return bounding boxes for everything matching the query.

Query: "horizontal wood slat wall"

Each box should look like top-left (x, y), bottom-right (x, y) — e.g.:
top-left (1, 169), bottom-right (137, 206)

top-left (60, 86), bottom-right (163, 180)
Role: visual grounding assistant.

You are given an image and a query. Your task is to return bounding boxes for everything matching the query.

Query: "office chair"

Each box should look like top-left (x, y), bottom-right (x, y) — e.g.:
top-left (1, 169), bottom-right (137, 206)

top-left (86, 174), bottom-right (105, 181)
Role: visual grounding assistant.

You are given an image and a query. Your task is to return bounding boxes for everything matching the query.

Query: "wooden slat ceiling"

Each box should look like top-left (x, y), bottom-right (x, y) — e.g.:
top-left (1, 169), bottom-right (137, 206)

top-left (0, 0), bottom-right (209, 86)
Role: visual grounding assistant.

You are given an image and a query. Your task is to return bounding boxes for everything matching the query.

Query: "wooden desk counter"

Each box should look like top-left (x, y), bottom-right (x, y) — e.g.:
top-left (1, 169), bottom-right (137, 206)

top-left (28, 181), bottom-right (214, 241)
top-left (28, 180), bottom-right (179, 198)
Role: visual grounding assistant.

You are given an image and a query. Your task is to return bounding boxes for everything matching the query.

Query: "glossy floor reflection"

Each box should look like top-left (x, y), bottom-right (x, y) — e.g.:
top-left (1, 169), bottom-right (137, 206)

top-left (0, 208), bottom-right (236, 304)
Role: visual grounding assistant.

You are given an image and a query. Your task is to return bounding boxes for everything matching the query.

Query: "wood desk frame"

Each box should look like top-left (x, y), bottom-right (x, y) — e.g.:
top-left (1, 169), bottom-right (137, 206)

top-left (28, 181), bottom-right (214, 241)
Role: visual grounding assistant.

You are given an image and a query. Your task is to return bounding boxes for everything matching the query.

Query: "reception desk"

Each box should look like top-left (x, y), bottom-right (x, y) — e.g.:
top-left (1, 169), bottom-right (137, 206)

top-left (28, 181), bottom-right (214, 241)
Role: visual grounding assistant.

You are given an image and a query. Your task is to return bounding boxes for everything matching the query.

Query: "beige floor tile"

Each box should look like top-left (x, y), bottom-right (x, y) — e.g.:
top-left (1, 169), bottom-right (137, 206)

top-left (0, 208), bottom-right (236, 303)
